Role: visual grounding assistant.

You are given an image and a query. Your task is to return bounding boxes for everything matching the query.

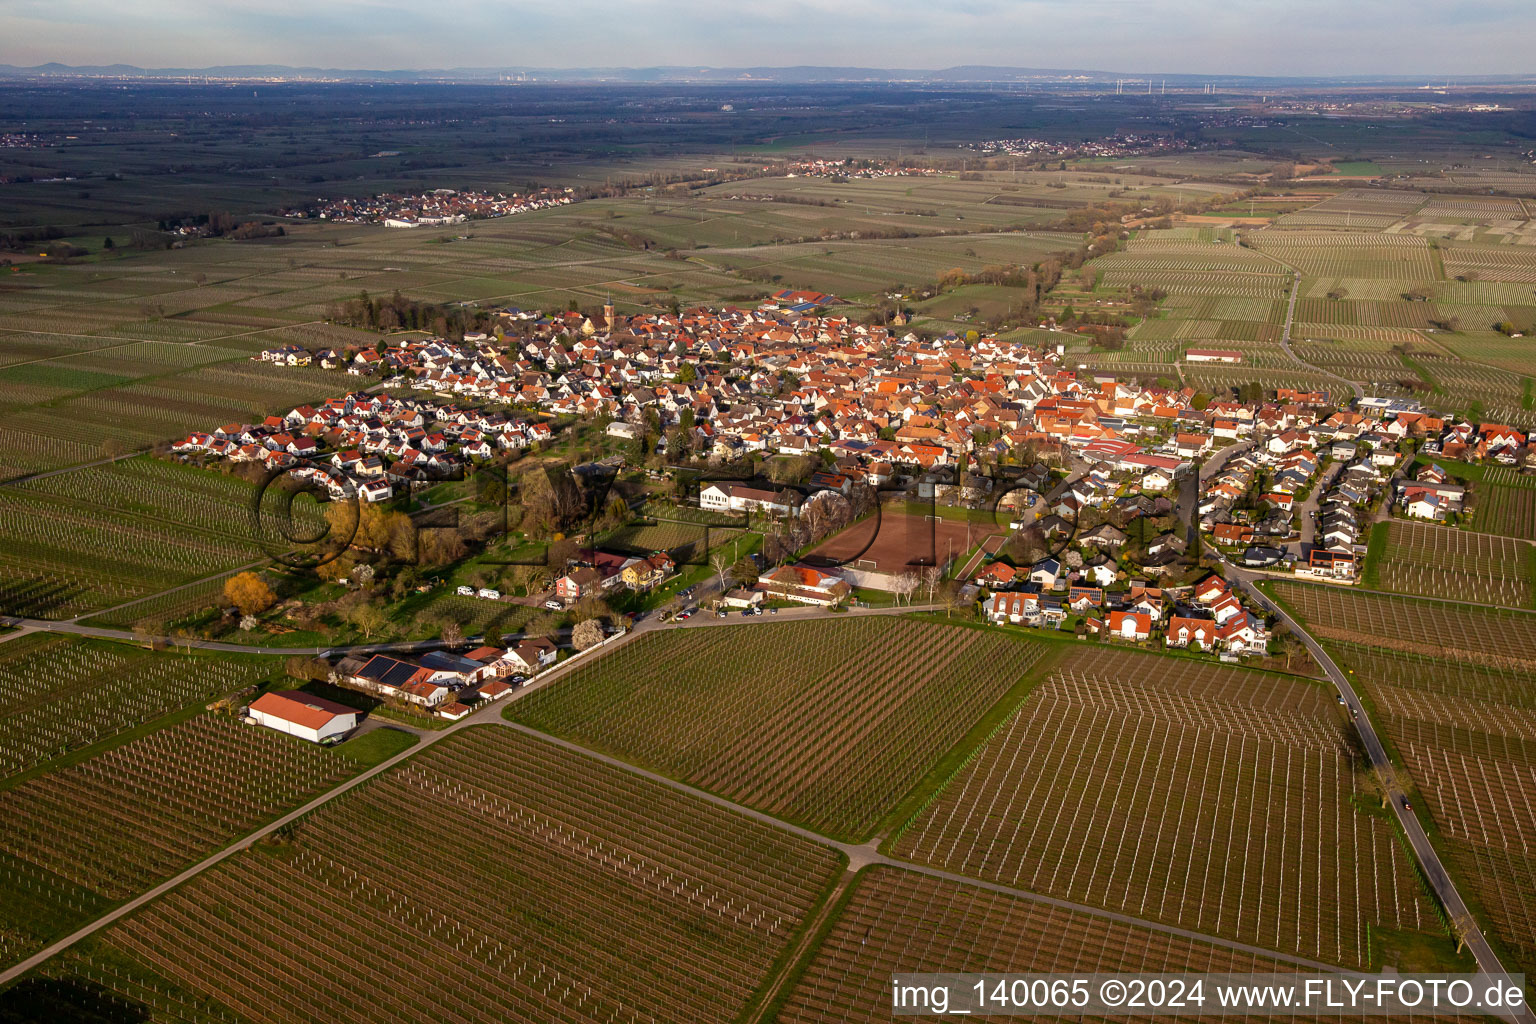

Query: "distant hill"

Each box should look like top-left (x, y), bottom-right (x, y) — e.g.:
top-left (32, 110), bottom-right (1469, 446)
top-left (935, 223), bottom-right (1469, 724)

top-left (1, 62), bottom-right (1534, 87)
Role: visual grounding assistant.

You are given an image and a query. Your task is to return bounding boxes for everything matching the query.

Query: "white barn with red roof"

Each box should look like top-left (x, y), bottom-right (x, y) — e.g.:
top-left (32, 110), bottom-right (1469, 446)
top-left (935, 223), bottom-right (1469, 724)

top-left (248, 690), bottom-right (359, 744)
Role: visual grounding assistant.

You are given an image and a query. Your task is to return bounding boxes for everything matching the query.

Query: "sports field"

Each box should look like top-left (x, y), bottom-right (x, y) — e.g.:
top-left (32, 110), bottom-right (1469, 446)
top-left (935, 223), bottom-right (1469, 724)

top-left (508, 616), bottom-right (1047, 840)
top-left (806, 510), bottom-right (1001, 573)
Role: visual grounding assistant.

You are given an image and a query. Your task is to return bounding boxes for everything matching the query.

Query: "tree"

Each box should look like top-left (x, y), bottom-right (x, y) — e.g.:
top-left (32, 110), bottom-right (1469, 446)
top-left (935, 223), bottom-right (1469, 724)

top-left (524, 613), bottom-right (560, 640)
top-left (730, 556), bottom-right (760, 588)
top-left (921, 565), bottom-right (944, 604)
top-left (572, 618), bottom-right (606, 651)
top-left (440, 619), bottom-right (464, 647)
top-left (132, 617), bottom-right (163, 647)
top-left (224, 572), bottom-right (276, 617)
top-left (892, 571), bottom-right (919, 606)
top-left (348, 602), bottom-right (389, 640)
top-left (712, 551), bottom-right (732, 590)
top-left (940, 579), bottom-right (970, 618)
top-left (316, 555), bottom-right (354, 585)
top-left (284, 656), bottom-right (330, 682)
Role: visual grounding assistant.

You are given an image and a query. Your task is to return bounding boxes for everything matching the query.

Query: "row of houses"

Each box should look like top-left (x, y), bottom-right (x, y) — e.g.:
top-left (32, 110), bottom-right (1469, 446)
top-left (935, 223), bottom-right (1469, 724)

top-left (331, 640), bottom-right (558, 718)
top-left (982, 572), bottom-right (1267, 655)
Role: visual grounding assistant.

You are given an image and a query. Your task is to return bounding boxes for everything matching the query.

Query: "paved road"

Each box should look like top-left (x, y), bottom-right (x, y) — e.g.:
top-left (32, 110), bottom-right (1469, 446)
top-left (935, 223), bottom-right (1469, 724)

top-left (1225, 562), bottom-right (1529, 1013)
top-left (0, 616), bottom-right (514, 657)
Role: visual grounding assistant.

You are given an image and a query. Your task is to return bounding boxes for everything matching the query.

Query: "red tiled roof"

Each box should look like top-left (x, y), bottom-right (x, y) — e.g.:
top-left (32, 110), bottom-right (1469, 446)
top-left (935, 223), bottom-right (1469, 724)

top-left (250, 690), bottom-right (355, 730)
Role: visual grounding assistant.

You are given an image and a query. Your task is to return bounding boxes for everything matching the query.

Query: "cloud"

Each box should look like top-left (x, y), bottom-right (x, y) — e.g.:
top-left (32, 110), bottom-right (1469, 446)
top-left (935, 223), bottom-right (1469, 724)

top-left (1, 0), bottom-right (1532, 75)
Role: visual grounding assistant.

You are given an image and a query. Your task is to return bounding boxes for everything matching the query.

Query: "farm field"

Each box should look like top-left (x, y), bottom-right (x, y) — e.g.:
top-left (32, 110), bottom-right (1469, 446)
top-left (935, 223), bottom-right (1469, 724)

top-left (1472, 467), bottom-right (1536, 542)
top-left (889, 646), bottom-right (1437, 968)
top-left (508, 616), bottom-right (1048, 840)
top-left (1370, 520), bottom-right (1535, 607)
top-left (776, 867), bottom-right (1320, 1024)
top-left (0, 455), bottom-right (326, 619)
top-left (16, 725), bottom-right (843, 1024)
top-left (1272, 582), bottom-right (1536, 667)
top-left (0, 712), bottom-right (364, 971)
top-left (1280, 583), bottom-right (1536, 974)
top-left (0, 632), bottom-right (271, 778)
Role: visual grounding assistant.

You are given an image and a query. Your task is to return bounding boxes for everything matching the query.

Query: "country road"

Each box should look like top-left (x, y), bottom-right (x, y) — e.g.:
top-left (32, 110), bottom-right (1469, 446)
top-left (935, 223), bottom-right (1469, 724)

top-left (1225, 561), bottom-right (1529, 1019)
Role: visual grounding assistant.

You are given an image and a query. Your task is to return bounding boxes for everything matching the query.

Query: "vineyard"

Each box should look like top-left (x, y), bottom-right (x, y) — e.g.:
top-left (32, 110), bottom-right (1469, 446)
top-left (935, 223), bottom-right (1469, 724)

top-left (1372, 520), bottom-right (1534, 606)
top-left (0, 456), bottom-right (326, 618)
top-left (889, 647), bottom-right (1435, 968)
top-left (509, 617), bottom-right (1047, 840)
top-left (602, 518), bottom-right (746, 559)
top-left (777, 867), bottom-right (1306, 1024)
top-left (0, 633), bottom-right (271, 778)
top-left (1273, 582), bottom-right (1536, 668)
top-left (45, 726), bottom-right (843, 1024)
top-left (0, 713), bottom-right (358, 970)
top-left (1326, 637), bottom-right (1536, 976)
top-left (1473, 468), bottom-right (1536, 542)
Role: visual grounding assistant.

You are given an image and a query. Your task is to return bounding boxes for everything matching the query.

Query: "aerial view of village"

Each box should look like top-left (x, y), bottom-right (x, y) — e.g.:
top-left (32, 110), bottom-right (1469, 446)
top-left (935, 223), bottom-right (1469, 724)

top-left (3, 3), bottom-right (1536, 1022)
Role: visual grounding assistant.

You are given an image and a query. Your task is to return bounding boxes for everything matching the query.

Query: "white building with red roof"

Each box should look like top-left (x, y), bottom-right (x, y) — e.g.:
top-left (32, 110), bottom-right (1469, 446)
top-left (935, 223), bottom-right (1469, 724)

top-left (248, 690), bottom-right (359, 744)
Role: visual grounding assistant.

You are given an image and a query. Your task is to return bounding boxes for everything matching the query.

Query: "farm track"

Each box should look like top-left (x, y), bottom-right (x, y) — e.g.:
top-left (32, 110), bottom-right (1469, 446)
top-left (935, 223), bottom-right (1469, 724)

top-left (1, 608), bottom-right (1367, 996)
top-left (1252, 247), bottom-right (1365, 401)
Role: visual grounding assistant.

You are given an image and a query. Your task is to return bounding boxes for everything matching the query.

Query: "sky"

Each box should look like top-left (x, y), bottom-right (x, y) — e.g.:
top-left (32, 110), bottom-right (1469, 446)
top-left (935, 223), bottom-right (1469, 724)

top-left (2, 0), bottom-right (1533, 77)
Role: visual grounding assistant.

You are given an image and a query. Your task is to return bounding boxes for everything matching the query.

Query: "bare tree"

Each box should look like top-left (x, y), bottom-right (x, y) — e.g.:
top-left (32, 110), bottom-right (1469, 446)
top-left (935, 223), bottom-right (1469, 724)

top-left (892, 571), bottom-right (919, 606)
top-left (712, 550), bottom-right (732, 590)
top-left (348, 602), bottom-right (389, 641)
top-left (921, 565), bottom-right (944, 604)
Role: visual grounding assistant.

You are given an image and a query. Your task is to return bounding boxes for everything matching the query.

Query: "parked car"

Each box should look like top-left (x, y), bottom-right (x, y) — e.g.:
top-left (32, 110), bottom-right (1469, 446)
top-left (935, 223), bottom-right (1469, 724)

top-left (544, 598), bottom-right (564, 610)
